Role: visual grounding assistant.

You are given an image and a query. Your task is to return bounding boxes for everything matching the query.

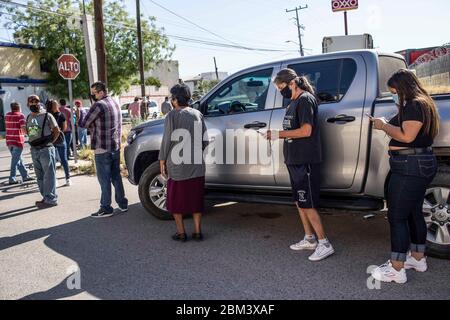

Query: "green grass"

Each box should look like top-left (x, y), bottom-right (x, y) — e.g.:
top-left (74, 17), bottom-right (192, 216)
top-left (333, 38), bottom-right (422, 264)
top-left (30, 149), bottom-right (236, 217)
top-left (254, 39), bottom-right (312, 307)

top-left (74, 126), bottom-right (131, 176)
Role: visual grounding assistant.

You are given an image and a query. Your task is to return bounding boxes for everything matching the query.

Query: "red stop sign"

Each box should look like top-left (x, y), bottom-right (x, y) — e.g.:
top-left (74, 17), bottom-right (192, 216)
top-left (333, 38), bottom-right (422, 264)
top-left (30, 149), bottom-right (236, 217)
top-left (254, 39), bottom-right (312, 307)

top-left (57, 54), bottom-right (80, 80)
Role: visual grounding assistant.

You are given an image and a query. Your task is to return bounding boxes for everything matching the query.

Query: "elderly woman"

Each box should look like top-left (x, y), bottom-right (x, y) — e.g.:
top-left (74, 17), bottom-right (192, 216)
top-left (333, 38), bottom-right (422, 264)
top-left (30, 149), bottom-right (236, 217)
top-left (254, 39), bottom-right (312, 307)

top-left (159, 84), bottom-right (207, 242)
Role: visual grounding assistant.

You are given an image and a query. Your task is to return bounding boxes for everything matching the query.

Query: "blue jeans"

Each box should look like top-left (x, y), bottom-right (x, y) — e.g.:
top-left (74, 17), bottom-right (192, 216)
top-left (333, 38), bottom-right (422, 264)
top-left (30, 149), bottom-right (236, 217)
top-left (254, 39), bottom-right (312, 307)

top-left (55, 142), bottom-right (70, 180)
top-left (78, 127), bottom-right (88, 148)
top-left (64, 132), bottom-right (72, 158)
top-left (95, 150), bottom-right (128, 213)
top-left (31, 146), bottom-right (58, 204)
top-left (387, 152), bottom-right (437, 262)
top-left (8, 146), bottom-right (30, 183)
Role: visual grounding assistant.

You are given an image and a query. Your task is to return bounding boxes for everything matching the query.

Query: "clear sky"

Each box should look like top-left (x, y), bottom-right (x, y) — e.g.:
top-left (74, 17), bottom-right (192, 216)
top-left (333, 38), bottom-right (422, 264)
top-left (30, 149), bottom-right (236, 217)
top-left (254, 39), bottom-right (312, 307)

top-left (2, 0), bottom-right (449, 79)
top-left (127, 0), bottom-right (450, 78)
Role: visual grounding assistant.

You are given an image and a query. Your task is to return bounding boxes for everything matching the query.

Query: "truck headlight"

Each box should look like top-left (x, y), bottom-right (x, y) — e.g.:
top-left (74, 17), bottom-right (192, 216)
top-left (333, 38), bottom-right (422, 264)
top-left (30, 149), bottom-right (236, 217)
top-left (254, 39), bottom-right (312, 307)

top-left (127, 128), bottom-right (143, 145)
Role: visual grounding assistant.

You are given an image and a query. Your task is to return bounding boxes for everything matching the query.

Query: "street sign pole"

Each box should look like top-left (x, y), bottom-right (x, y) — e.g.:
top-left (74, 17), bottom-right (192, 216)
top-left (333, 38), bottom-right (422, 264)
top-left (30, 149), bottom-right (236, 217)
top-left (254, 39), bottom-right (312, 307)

top-left (332, 0), bottom-right (358, 35)
top-left (68, 78), bottom-right (77, 163)
top-left (64, 48), bottom-right (78, 164)
top-left (344, 11), bottom-right (348, 35)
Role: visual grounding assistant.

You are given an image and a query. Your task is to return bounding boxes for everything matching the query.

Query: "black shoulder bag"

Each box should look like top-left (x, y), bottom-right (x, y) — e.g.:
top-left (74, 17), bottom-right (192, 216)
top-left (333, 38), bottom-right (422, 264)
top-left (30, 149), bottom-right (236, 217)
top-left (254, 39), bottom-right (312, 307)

top-left (28, 113), bottom-right (55, 148)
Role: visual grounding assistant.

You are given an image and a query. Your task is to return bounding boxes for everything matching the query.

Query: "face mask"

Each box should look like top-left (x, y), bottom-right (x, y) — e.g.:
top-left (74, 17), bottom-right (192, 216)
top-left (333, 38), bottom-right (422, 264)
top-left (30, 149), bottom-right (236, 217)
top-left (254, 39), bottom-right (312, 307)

top-left (392, 94), bottom-right (400, 105)
top-left (90, 94), bottom-right (98, 102)
top-left (280, 86), bottom-right (292, 99)
top-left (29, 104), bottom-right (40, 113)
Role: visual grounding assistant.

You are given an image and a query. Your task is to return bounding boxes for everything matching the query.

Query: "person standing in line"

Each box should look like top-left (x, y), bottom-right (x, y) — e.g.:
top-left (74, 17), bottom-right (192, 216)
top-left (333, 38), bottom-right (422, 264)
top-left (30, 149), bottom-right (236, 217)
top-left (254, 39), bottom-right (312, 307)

top-left (370, 69), bottom-right (440, 284)
top-left (75, 100), bottom-right (88, 148)
top-left (128, 97), bottom-right (141, 121)
top-left (80, 82), bottom-right (128, 218)
top-left (47, 100), bottom-right (72, 186)
top-left (60, 99), bottom-right (74, 159)
top-left (267, 68), bottom-right (335, 262)
top-left (161, 97), bottom-right (173, 116)
top-left (159, 84), bottom-right (208, 242)
top-left (140, 96), bottom-right (149, 121)
top-left (26, 95), bottom-right (59, 208)
top-left (5, 102), bottom-right (34, 185)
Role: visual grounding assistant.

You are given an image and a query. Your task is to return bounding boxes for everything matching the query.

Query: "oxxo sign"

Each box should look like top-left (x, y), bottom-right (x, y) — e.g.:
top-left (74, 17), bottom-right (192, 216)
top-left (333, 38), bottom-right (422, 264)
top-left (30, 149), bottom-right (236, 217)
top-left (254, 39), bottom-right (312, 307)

top-left (332, 0), bottom-right (358, 12)
top-left (57, 54), bottom-right (81, 80)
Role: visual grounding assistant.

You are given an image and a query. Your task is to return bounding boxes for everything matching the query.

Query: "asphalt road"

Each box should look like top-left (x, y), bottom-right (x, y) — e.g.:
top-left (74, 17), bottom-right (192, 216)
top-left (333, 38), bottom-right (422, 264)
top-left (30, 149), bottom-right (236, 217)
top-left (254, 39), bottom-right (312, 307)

top-left (0, 141), bottom-right (449, 300)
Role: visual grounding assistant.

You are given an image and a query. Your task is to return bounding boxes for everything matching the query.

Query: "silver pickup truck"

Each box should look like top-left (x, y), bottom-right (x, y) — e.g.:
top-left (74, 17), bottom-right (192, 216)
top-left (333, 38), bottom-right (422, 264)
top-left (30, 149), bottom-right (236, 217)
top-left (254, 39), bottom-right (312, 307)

top-left (124, 50), bottom-right (450, 258)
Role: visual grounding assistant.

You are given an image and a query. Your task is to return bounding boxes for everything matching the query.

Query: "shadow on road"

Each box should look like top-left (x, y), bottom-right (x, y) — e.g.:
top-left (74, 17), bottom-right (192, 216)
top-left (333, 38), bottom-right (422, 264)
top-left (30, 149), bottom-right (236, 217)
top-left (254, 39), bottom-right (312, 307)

top-left (2, 197), bottom-right (450, 300)
top-left (0, 203), bottom-right (182, 299)
top-left (0, 205), bottom-right (41, 221)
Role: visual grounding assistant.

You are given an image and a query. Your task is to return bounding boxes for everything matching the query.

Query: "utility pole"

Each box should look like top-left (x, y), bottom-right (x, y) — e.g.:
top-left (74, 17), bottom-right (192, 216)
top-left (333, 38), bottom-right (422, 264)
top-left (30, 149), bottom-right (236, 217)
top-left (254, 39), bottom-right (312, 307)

top-left (81, 13), bottom-right (97, 86)
top-left (213, 57), bottom-right (219, 80)
top-left (286, 5), bottom-right (308, 57)
top-left (344, 11), bottom-right (348, 35)
top-left (94, 0), bottom-right (107, 84)
top-left (136, 0), bottom-right (146, 98)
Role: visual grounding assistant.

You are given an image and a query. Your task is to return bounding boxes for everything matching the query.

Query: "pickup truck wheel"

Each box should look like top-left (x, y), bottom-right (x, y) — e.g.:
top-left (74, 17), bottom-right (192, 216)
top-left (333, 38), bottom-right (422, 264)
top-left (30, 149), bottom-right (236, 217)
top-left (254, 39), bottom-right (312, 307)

top-left (423, 166), bottom-right (450, 259)
top-left (138, 162), bottom-right (172, 220)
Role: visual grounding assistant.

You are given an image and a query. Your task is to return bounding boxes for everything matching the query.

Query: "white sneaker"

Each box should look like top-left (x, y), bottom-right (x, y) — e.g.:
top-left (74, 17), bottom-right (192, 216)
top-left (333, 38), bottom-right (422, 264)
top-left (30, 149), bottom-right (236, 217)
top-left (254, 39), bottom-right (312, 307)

top-left (65, 179), bottom-right (72, 186)
top-left (308, 242), bottom-right (335, 261)
top-left (290, 239), bottom-right (318, 251)
top-left (371, 261), bottom-right (407, 284)
top-left (405, 255), bottom-right (427, 272)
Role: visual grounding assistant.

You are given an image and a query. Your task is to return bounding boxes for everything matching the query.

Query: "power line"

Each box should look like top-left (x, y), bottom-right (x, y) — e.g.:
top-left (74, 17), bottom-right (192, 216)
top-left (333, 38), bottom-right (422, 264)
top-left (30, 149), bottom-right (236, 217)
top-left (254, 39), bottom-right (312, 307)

top-left (141, 1), bottom-right (251, 48)
top-left (149, 12), bottom-right (297, 51)
top-left (1, 0), bottom-right (77, 17)
top-left (146, 0), bottom-right (241, 47)
top-left (0, 1), bottom-right (297, 53)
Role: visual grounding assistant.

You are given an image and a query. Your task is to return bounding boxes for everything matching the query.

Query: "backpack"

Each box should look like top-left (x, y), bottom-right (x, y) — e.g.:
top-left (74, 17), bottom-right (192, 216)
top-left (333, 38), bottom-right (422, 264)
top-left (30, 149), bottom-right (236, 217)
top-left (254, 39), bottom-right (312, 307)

top-left (27, 113), bottom-right (55, 148)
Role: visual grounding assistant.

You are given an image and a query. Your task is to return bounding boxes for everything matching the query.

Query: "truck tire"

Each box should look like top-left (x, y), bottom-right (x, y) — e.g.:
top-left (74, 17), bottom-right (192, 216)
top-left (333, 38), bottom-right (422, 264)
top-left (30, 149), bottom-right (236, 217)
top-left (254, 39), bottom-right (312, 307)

top-left (138, 162), bottom-right (173, 220)
top-left (424, 165), bottom-right (450, 259)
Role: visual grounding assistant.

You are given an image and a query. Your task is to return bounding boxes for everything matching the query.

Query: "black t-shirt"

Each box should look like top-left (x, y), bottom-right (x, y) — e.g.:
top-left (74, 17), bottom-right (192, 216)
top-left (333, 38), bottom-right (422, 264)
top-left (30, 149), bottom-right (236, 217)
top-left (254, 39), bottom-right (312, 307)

top-left (388, 100), bottom-right (433, 148)
top-left (282, 92), bottom-right (322, 165)
top-left (50, 111), bottom-right (66, 132)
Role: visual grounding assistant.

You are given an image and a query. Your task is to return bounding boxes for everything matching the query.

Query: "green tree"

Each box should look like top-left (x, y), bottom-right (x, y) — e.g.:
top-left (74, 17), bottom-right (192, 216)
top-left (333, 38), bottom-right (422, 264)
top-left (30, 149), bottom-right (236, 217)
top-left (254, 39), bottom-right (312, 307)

top-left (144, 76), bottom-right (161, 87)
top-left (3, 0), bottom-right (174, 98)
top-left (197, 79), bottom-right (220, 96)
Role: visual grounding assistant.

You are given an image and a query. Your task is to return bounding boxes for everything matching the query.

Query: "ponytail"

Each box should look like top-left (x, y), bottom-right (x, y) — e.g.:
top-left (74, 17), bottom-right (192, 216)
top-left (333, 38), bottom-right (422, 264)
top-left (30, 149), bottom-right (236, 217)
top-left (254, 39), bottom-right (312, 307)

top-left (296, 76), bottom-right (315, 95)
top-left (274, 68), bottom-right (316, 97)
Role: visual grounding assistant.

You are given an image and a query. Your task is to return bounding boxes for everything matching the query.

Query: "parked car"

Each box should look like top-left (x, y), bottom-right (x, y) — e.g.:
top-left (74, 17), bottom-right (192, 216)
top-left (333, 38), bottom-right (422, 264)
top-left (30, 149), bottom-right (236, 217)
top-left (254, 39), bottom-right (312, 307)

top-left (120, 103), bottom-right (131, 123)
top-left (147, 100), bottom-right (159, 119)
top-left (124, 50), bottom-right (450, 258)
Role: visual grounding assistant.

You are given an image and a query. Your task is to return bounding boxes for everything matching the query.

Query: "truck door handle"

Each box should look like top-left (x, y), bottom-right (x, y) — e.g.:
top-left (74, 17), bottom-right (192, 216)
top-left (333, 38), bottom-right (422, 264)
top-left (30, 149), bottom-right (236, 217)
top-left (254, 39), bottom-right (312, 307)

top-left (244, 121), bottom-right (267, 129)
top-left (327, 115), bottom-right (356, 123)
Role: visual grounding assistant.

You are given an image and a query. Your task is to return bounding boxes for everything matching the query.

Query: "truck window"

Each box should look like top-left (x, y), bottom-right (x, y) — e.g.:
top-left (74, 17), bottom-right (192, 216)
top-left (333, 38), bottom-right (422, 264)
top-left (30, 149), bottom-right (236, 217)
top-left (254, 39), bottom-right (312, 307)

top-left (287, 58), bottom-right (357, 105)
top-left (378, 55), bottom-right (407, 97)
top-left (204, 68), bottom-right (273, 117)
